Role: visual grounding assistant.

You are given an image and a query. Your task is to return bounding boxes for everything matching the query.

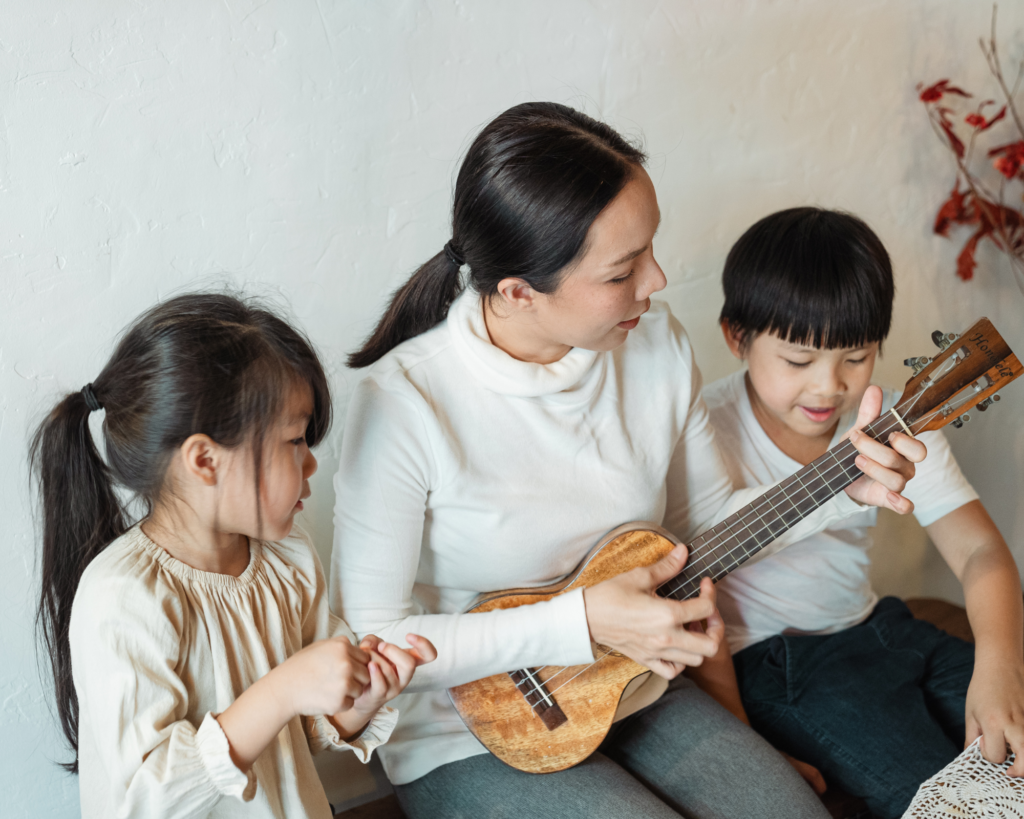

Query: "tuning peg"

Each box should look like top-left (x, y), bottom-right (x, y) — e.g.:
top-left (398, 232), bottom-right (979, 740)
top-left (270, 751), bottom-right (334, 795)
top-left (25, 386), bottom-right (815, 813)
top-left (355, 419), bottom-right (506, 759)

top-left (931, 331), bottom-right (959, 351)
top-left (904, 356), bottom-right (930, 375)
top-left (952, 417), bottom-right (964, 429)
top-left (977, 394), bottom-right (1002, 412)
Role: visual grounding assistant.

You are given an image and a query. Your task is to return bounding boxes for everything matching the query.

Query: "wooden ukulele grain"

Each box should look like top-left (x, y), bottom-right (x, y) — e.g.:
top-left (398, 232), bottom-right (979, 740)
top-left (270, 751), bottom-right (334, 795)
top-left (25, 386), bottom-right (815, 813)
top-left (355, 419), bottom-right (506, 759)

top-left (448, 529), bottom-right (676, 774)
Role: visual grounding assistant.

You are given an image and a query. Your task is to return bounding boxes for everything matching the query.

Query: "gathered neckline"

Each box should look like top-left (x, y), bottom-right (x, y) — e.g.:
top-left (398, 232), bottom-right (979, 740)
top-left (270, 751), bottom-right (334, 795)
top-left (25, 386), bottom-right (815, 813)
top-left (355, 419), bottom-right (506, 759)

top-left (129, 524), bottom-right (264, 589)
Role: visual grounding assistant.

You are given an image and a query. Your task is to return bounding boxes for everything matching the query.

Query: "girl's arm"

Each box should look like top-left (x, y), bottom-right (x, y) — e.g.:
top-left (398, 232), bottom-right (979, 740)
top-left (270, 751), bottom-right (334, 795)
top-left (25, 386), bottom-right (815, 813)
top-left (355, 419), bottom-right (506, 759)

top-left (927, 499), bottom-right (1024, 774)
top-left (71, 573), bottom-right (257, 817)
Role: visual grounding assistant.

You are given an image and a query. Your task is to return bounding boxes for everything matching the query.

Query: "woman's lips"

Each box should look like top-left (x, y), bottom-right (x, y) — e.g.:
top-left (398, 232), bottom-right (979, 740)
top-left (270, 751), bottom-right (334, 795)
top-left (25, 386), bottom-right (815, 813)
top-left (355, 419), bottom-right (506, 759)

top-left (800, 406), bottom-right (836, 423)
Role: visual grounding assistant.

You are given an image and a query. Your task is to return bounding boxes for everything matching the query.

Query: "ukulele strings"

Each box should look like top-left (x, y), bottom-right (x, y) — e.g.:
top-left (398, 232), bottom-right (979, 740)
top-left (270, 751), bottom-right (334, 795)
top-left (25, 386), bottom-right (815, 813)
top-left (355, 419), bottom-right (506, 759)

top-left (518, 394), bottom-right (945, 711)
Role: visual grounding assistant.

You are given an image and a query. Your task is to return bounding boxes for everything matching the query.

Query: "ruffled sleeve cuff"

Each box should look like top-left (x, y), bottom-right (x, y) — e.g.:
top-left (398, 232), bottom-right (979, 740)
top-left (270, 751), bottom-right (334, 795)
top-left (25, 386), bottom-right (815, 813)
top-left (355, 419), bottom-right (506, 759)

top-left (305, 706), bottom-right (399, 762)
top-left (197, 713), bottom-right (257, 802)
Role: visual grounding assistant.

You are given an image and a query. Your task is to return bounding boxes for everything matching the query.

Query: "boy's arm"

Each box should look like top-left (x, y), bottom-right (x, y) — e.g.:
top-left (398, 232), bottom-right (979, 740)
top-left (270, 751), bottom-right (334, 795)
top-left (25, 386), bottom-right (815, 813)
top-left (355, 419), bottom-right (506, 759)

top-left (685, 632), bottom-right (827, 794)
top-left (927, 499), bottom-right (1024, 774)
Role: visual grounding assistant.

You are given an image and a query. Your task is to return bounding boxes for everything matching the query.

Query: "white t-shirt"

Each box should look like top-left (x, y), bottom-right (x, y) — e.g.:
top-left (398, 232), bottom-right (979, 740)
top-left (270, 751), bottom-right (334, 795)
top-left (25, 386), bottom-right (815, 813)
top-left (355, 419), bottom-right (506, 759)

top-left (330, 289), bottom-right (866, 785)
top-left (705, 369), bottom-right (979, 654)
top-left (69, 524), bottom-right (397, 819)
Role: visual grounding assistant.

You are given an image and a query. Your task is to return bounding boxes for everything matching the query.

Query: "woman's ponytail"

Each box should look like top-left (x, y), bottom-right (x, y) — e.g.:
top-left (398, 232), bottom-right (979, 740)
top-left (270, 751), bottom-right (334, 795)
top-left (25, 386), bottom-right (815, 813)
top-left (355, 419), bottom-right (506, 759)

top-left (347, 249), bottom-right (464, 369)
top-left (30, 385), bottom-right (126, 773)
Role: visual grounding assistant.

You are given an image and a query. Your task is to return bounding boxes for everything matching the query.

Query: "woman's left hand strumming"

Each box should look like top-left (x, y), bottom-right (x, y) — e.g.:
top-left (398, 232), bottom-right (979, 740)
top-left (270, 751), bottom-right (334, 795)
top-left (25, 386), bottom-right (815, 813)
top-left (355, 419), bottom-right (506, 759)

top-left (842, 386), bottom-right (928, 513)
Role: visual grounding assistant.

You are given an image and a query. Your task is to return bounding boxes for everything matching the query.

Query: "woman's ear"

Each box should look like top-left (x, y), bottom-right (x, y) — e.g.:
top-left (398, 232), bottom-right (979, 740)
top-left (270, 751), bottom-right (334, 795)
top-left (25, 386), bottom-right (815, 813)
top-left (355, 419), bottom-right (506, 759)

top-left (720, 320), bottom-right (747, 360)
top-left (494, 277), bottom-right (538, 313)
top-left (178, 434), bottom-right (222, 486)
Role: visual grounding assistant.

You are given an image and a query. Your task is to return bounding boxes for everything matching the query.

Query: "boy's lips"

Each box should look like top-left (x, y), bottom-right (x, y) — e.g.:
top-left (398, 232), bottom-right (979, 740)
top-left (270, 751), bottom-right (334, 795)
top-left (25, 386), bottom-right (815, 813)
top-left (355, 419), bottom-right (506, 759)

top-left (800, 405), bottom-right (837, 423)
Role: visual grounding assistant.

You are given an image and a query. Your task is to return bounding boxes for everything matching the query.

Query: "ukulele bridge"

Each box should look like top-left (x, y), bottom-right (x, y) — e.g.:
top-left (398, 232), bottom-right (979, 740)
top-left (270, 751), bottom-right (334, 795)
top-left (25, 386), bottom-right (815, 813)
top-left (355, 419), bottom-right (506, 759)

top-left (509, 668), bottom-right (568, 731)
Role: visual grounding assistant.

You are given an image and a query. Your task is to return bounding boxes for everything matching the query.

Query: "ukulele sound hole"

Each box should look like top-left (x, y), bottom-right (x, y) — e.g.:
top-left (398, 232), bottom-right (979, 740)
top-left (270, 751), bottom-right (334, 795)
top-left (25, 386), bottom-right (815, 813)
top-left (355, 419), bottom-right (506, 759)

top-left (509, 668), bottom-right (568, 731)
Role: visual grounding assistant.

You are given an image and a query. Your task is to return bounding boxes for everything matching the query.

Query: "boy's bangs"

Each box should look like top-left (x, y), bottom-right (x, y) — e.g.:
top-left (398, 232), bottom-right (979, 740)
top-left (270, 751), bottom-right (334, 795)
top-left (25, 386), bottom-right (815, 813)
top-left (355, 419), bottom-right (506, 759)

top-left (721, 208), bottom-right (894, 350)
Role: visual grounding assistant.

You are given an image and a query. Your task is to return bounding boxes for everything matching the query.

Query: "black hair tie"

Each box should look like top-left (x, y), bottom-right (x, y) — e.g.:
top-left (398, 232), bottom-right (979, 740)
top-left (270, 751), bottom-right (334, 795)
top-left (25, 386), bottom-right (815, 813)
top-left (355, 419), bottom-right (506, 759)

top-left (81, 383), bottom-right (102, 413)
top-left (443, 240), bottom-right (465, 267)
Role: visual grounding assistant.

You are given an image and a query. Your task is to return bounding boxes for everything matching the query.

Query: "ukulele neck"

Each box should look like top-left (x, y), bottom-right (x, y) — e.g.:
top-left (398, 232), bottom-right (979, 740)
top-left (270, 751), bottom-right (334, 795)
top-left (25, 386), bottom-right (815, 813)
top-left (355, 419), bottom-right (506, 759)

top-left (658, 412), bottom-right (903, 602)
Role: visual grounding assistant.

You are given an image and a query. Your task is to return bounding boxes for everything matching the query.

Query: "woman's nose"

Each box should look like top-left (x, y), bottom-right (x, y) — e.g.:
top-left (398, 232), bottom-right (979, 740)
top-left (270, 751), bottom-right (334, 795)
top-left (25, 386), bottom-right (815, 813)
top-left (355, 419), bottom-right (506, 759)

top-left (638, 256), bottom-right (667, 300)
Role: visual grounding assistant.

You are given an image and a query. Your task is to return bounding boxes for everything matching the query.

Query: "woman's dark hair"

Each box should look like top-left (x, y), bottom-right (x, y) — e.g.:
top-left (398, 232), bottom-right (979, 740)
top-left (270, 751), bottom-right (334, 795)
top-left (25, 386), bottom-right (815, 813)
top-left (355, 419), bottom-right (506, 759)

top-left (348, 101), bottom-right (647, 367)
top-left (720, 207), bottom-right (894, 350)
top-left (30, 292), bottom-right (331, 773)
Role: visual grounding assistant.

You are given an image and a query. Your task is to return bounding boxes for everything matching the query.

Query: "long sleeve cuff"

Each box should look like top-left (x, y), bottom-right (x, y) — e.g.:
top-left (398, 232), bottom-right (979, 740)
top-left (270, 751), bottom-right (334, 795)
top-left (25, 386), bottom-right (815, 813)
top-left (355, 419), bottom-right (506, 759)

top-left (197, 713), bottom-right (257, 802)
top-left (545, 587), bottom-right (597, 667)
top-left (306, 706), bottom-right (399, 763)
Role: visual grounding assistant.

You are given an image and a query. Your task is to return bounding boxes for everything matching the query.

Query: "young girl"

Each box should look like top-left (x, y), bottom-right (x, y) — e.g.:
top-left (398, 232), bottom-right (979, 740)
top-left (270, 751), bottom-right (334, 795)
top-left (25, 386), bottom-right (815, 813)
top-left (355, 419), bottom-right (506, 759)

top-left (329, 103), bottom-right (925, 819)
top-left (694, 207), bottom-right (1024, 819)
top-left (32, 293), bottom-right (435, 818)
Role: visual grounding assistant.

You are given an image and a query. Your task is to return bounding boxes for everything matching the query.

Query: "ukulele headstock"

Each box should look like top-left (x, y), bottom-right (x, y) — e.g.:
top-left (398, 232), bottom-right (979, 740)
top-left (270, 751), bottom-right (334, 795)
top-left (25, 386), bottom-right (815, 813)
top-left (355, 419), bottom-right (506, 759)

top-left (897, 318), bottom-right (1021, 434)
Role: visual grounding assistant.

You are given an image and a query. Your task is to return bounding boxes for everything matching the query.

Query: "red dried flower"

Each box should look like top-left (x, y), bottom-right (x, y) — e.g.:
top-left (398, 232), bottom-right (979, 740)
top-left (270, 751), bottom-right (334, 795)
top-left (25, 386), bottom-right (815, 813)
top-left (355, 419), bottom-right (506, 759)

top-left (988, 140), bottom-right (1024, 179)
top-left (919, 79), bottom-right (972, 103)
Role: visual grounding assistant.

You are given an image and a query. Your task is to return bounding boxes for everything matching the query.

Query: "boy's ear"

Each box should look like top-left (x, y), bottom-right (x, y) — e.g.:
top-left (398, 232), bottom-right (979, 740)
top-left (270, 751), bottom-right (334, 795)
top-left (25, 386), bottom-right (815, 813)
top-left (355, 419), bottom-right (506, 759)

top-left (178, 434), bottom-right (222, 486)
top-left (720, 319), bottom-right (746, 360)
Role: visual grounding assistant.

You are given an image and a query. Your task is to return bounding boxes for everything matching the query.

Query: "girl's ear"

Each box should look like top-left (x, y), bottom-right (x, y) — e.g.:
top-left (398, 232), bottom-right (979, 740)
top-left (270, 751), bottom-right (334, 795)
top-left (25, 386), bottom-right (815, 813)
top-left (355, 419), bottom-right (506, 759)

top-left (720, 319), bottom-right (746, 360)
top-left (178, 434), bottom-right (221, 486)
top-left (494, 277), bottom-right (538, 313)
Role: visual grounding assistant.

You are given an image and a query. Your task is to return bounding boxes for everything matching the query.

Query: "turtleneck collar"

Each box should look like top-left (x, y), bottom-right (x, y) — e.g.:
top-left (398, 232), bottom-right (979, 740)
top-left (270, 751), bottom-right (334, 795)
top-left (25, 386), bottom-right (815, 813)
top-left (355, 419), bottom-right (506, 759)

top-left (446, 287), bottom-right (599, 398)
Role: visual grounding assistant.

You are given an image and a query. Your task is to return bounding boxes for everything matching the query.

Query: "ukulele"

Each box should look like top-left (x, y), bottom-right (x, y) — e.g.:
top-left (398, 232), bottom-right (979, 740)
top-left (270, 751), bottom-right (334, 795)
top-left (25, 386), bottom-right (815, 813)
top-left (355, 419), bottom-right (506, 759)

top-left (448, 318), bottom-right (1022, 774)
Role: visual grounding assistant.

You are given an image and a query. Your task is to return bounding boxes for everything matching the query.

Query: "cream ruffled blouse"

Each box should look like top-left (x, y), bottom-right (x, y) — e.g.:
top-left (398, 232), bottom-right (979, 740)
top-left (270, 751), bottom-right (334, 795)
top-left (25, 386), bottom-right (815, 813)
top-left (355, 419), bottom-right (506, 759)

top-left (69, 524), bottom-right (397, 818)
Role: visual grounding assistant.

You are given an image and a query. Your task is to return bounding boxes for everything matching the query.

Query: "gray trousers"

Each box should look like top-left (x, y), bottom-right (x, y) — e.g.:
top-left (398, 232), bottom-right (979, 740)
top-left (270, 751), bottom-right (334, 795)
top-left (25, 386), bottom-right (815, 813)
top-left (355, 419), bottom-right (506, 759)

top-left (394, 676), bottom-right (830, 819)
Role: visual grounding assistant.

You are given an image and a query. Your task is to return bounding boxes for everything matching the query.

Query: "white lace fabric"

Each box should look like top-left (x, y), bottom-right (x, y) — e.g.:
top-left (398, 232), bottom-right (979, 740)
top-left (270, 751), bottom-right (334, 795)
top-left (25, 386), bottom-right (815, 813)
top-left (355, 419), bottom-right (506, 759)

top-left (903, 737), bottom-right (1023, 817)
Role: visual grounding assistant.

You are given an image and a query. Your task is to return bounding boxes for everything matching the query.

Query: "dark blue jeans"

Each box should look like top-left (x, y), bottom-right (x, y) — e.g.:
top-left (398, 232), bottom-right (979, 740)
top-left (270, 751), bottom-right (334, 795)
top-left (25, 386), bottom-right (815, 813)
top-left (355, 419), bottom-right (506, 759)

top-left (733, 597), bottom-right (975, 819)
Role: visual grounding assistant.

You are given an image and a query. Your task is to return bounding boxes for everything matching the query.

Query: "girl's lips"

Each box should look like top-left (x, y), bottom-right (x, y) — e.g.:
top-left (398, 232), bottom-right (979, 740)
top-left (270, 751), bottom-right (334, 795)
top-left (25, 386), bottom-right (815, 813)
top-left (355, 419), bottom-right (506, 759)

top-left (618, 316), bottom-right (641, 330)
top-left (294, 500), bottom-right (304, 511)
top-left (800, 406), bottom-right (836, 423)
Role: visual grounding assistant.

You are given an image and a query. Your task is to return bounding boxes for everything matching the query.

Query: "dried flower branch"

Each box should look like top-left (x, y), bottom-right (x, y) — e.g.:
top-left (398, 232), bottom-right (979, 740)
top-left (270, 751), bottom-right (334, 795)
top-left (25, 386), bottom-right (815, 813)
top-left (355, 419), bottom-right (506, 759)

top-left (919, 5), bottom-right (1024, 295)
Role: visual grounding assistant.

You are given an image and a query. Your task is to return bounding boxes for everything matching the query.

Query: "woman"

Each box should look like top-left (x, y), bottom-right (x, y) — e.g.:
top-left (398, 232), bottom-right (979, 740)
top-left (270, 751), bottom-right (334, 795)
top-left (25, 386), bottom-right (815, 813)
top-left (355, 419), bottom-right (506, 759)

top-left (330, 102), bottom-right (922, 819)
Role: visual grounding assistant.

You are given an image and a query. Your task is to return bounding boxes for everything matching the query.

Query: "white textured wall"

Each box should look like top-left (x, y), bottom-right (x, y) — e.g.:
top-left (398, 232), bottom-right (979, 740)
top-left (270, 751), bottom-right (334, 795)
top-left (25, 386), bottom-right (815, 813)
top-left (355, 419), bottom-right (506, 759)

top-left (2, 1), bottom-right (1023, 815)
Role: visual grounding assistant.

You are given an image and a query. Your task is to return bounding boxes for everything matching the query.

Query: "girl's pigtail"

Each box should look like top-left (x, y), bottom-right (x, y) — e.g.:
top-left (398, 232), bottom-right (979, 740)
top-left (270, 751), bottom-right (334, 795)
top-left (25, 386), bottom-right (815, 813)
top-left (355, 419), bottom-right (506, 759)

top-left (347, 250), bottom-right (464, 369)
top-left (30, 387), bottom-right (126, 773)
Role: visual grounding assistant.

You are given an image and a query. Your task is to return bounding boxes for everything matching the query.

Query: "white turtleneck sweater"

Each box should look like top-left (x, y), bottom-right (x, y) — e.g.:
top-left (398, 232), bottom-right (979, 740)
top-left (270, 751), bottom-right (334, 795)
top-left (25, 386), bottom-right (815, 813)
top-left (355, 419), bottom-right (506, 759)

top-left (330, 289), bottom-right (864, 785)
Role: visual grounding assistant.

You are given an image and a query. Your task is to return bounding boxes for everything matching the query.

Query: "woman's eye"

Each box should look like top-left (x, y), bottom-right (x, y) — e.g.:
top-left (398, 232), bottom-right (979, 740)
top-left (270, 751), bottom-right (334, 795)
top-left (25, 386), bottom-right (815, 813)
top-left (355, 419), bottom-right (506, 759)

top-left (610, 270), bottom-right (634, 284)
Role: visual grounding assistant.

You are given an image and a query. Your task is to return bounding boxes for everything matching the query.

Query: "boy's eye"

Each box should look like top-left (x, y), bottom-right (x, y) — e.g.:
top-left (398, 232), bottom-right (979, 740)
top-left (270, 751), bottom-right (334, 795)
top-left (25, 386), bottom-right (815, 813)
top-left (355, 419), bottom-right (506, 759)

top-left (609, 270), bottom-right (634, 284)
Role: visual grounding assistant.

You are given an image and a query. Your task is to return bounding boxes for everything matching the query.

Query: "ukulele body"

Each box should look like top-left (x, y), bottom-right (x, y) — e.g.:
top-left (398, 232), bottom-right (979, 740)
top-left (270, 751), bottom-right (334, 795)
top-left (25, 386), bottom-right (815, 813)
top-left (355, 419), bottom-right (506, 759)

top-left (447, 524), bottom-right (678, 774)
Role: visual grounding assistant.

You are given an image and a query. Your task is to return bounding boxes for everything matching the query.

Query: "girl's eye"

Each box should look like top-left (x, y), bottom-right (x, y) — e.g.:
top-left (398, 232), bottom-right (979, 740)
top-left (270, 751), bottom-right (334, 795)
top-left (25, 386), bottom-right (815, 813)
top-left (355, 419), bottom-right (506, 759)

top-left (784, 359), bottom-right (811, 368)
top-left (847, 356), bottom-right (869, 365)
top-left (290, 437), bottom-right (306, 446)
top-left (609, 270), bottom-right (634, 284)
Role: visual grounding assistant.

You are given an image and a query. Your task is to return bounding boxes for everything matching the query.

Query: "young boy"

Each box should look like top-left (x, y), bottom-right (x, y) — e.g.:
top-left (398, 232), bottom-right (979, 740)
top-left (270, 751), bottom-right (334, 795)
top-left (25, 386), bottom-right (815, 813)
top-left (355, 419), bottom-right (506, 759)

top-left (693, 207), bottom-right (1024, 819)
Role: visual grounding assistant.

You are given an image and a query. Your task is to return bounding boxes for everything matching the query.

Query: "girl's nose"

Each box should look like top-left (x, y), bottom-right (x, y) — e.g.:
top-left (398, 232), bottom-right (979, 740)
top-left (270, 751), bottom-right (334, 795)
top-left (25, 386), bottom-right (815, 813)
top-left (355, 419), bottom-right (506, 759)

top-left (304, 449), bottom-right (318, 479)
top-left (813, 365), bottom-right (845, 396)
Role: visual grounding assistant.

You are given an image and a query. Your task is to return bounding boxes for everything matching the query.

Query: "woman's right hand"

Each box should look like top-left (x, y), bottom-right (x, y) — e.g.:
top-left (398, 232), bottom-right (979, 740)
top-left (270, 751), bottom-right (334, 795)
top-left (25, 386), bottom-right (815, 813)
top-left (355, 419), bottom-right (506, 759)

top-left (270, 636), bottom-right (372, 720)
top-left (582, 544), bottom-right (723, 680)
